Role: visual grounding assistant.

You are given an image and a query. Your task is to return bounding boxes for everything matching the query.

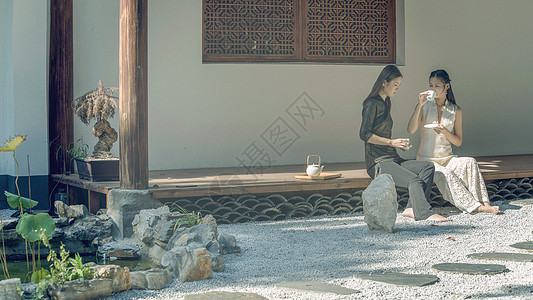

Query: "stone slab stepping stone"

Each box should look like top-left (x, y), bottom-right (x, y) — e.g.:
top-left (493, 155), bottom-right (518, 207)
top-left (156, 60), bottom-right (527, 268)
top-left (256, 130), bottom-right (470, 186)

top-left (509, 199), bottom-right (533, 205)
top-left (467, 252), bottom-right (533, 262)
top-left (356, 271), bottom-right (439, 287)
top-left (184, 291), bottom-right (268, 300)
top-left (432, 263), bottom-right (506, 275)
top-left (510, 241), bottom-right (533, 252)
top-left (275, 281), bottom-right (359, 295)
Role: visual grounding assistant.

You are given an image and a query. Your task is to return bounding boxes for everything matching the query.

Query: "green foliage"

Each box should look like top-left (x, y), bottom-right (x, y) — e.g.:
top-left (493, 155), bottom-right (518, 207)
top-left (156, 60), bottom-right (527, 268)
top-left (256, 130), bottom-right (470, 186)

top-left (47, 243), bottom-right (94, 284)
top-left (68, 253), bottom-right (93, 282)
top-left (66, 138), bottom-right (89, 160)
top-left (15, 213), bottom-right (55, 243)
top-left (165, 202), bottom-right (203, 232)
top-left (5, 191), bottom-right (38, 210)
top-left (30, 268), bottom-right (50, 284)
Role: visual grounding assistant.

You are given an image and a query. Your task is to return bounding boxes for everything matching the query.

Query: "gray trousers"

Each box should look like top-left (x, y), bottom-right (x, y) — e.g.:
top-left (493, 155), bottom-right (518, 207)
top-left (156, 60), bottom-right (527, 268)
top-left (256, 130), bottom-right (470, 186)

top-left (376, 160), bottom-right (435, 220)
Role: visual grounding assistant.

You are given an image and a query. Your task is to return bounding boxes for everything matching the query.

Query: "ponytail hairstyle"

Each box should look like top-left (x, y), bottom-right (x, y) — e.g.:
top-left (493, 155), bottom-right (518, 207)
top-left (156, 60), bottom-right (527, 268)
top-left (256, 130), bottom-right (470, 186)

top-left (364, 65), bottom-right (403, 112)
top-left (429, 69), bottom-right (456, 105)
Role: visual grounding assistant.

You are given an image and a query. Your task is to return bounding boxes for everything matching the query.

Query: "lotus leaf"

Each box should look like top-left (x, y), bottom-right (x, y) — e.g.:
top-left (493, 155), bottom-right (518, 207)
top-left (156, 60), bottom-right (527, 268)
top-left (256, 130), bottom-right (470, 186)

top-left (5, 191), bottom-right (38, 209)
top-left (16, 213), bottom-right (55, 243)
top-left (0, 135), bottom-right (26, 152)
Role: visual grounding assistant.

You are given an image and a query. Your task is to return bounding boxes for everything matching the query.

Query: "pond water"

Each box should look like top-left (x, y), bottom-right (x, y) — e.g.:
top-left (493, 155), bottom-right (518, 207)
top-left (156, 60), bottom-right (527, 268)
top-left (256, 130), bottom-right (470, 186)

top-left (1, 256), bottom-right (157, 283)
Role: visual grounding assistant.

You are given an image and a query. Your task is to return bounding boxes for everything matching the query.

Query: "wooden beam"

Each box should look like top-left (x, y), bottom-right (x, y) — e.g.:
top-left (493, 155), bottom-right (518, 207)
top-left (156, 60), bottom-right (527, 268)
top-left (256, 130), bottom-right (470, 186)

top-left (48, 0), bottom-right (73, 175)
top-left (119, 0), bottom-right (148, 189)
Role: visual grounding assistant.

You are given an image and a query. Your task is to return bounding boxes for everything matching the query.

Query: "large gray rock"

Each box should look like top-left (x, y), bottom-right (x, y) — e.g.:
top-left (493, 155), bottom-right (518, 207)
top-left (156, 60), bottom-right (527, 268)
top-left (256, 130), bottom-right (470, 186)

top-left (107, 189), bottom-right (162, 239)
top-left (362, 174), bottom-right (398, 233)
top-left (130, 268), bottom-right (173, 290)
top-left (55, 202), bottom-right (88, 219)
top-left (47, 278), bottom-right (113, 300)
top-left (0, 278), bottom-right (22, 300)
top-left (91, 264), bottom-right (131, 293)
top-left (98, 241), bottom-right (141, 259)
top-left (166, 223), bottom-right (226, 272)
top-left (132, 205), bottom-right (181, 247)
top-left (219, 232), bottom-right (241, 255)
top-left (161, 246), bottom-right (212, 282)
top-left (2, 213), bottom-right (113, 260)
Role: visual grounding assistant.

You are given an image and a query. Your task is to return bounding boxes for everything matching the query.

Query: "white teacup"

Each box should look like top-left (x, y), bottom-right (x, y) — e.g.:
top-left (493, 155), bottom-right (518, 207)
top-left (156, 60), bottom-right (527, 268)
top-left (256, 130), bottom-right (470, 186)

top-left (426, 90), bottom-right (436, 101)
top-left (401, 138), bottom-right (412, 150)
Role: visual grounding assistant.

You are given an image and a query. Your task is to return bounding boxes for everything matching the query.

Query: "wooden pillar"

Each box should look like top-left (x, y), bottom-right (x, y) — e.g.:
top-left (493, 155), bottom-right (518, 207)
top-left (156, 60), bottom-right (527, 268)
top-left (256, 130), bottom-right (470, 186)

top-left (48, 0), bottom-right (74, 175)
top-left (119, 0), bottom-right (148, 190)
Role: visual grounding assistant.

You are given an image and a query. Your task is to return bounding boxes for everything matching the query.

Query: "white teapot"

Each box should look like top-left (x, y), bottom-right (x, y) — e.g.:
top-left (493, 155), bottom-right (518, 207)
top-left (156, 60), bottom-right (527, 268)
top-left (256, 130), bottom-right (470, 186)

top-left (306, 155), bottom-right (324, 176)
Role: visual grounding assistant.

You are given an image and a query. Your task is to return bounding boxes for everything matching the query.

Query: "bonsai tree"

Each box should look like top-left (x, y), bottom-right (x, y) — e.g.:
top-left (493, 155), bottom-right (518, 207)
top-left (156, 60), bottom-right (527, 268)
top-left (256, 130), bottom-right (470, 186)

top-left (73, 80), bottom-right (118, 159)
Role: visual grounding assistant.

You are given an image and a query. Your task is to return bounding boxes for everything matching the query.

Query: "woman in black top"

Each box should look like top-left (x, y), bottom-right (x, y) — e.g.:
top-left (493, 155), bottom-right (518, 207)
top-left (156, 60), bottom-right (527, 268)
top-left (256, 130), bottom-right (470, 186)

top-left (360, 65), bottom-right (450, 222)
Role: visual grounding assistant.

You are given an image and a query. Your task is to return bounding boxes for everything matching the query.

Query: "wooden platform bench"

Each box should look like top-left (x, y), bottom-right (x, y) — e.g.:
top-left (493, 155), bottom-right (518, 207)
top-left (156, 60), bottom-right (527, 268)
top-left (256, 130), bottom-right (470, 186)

top-left (51, 154), bottom-right (533, 215)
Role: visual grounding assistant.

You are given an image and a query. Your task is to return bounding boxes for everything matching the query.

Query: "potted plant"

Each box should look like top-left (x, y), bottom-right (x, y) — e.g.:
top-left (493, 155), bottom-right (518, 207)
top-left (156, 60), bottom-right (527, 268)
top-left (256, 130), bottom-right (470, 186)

top-left (72, 80), bottom-right (119, 181)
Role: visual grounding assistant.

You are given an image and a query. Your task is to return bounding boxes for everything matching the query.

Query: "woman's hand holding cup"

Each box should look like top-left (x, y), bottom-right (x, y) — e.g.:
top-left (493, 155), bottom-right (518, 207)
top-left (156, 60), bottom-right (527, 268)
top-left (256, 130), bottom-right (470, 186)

top-left (391, 138), bottom-right (412, 151)
top-left (418, 90), bottom-right (435, 106)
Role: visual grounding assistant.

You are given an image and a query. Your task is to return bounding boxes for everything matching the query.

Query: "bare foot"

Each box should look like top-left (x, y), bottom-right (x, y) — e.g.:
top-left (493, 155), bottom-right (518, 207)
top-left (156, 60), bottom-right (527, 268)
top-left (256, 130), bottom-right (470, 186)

top-left (476, 203), bottom-right (500, 215)
top-left (402, 208), bottom-right (414, 218)
top-left (426, 214), bottom-right (452, 222)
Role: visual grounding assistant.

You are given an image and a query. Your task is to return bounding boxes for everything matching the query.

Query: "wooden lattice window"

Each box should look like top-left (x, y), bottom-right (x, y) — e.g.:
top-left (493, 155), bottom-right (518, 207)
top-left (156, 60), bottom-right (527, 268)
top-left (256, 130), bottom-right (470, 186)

top-left (203, 0), bottom-right (396, 63)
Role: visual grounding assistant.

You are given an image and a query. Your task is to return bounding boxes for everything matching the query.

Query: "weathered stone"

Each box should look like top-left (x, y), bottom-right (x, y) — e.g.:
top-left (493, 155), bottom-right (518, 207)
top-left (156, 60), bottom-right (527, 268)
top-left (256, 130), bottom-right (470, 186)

top-left (0, 278), bottom-right (22, 300)
top-left (210, 253), bottom-right (226, 272)
top-left (161, 246), bottom-right (212, 282)
top-left (510, 241), bottom-right (533, 252)
top-left (130, 205), bottom-right (236, 282)
top-left (91, 264), bottom-right (131, 292)
top-left (47, 278), bottom-right (112, 300)
top-left (20, 282), bottom-right (40, 299)
top-left (432, 263), bottom-right (506, 275)
top-left (54, 216), bottom-right (70, 227)
top-left (2, 214), bottom-right (112, 260)
top-left (218, 232), bottom-right (241, 254)
top-left (132, 205), bottom-right (179, 248)
top-left (185, 247), bottom-right (213, 282)
top-left (356, 272), bottom-right (439, 286)
top-left (55, 202), bottom-right (88, 219)
top-left (467, 252), bottom-right (533, 262)
top-left (185, 291), bottom-right (268, 300)
top-left (147, 242), bottom-right (168, 263)
top-left (99, 241), bottom-right (141, 259)
top-left (275, 281), bottom-right (359, 295)
top-left (167, 224), bottom-right (217, 250)
top-left (130, 268), bottom-right (172, 290)
top-left (201, 214), bottom-right (218, 234)
top-left (107, 189), bottom-right (162, 239)
top-left (362, 174), bottom-right (398, 233)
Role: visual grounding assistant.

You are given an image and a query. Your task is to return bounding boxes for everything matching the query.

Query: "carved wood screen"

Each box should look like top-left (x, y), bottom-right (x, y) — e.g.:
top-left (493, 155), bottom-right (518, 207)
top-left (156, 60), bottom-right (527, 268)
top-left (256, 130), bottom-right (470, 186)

top-left (203, 0), bottom-right (395, 63)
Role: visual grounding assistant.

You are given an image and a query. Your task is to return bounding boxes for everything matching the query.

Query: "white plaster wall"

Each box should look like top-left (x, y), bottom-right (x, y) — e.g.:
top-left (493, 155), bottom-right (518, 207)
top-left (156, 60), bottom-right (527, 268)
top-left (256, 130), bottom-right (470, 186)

top-left (73, 0), bottom-right (120, 158)
top-left (0, 0), bottom-right (48, 176)
top-left (11, 0), bottom-right (49, 176)
top-left (72, 0), bottom-right (533, 171)
top-left (0, 0), bottom-right (14, 175)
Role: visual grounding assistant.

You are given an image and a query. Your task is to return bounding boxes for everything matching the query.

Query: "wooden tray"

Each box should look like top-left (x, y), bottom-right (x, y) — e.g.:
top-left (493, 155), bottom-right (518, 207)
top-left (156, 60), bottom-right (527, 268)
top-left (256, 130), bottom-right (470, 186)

top-left (295, 172), bottom-right (342, 180)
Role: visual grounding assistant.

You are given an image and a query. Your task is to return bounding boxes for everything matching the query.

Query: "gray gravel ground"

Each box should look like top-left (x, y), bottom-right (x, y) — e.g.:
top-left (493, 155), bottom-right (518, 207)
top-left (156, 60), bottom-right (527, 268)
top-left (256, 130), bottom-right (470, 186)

top-left (96, 201), bottom-right (533, 299)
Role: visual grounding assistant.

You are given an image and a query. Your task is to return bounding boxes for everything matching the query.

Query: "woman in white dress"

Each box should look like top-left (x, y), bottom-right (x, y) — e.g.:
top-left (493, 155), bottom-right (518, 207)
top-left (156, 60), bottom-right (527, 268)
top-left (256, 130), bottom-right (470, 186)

top-left (407, 69), bottom-right (499, 214)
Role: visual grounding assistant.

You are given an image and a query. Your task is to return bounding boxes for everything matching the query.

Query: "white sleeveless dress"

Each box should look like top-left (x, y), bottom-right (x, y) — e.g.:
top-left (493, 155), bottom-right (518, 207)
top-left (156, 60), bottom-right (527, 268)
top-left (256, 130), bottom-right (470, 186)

top-left (417, 100), bottom-right (490, 213)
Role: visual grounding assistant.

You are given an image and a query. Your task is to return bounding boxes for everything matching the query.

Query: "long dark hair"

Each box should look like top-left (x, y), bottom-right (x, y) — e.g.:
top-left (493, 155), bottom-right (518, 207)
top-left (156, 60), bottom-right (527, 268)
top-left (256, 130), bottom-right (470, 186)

top-left (364, 65), bottom-right (403, 111)
top-left (429, 69), bottom-right (456, 105)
